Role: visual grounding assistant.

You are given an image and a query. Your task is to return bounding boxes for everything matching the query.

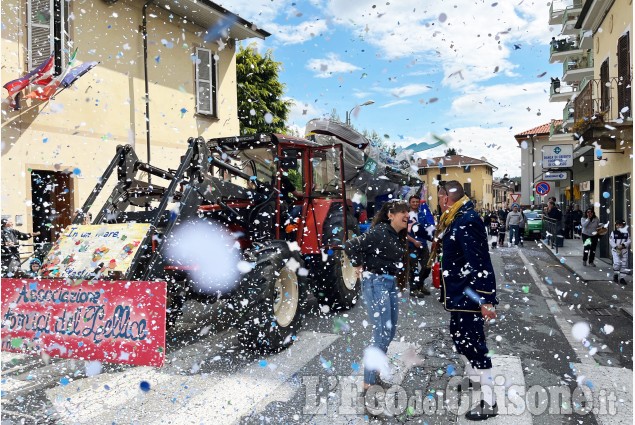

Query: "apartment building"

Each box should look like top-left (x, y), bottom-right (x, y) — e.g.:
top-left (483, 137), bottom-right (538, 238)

top-left (547, 0), bottom-right (632, 259)
top-left (1, 0), bottom-right (268, 245)
top-left (417, 155), bottom-right (496, 214)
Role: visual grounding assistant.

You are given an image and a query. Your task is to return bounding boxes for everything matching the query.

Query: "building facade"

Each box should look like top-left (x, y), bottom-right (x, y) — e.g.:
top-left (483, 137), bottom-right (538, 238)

top-left (417, 155), bottom-right (496, 214)
top-left (1, 0), bottom-right (268, 246)
top-left (546, 0), bottom-right (632, 259)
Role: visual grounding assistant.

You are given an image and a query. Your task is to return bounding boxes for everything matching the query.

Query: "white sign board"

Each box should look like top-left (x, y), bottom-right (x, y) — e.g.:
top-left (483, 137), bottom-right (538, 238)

top-left (542, 144), bottom-right (573, 168)
top-left (544, 171), bottom-right (567, 181)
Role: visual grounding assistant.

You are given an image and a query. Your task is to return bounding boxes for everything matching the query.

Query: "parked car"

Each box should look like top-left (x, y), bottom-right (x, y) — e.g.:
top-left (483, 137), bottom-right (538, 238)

top-left (523, 210), bottom-right (543, 239)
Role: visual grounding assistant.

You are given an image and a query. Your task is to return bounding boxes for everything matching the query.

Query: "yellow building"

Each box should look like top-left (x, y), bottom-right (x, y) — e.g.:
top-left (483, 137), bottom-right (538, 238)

top-left (417, 155), bottom-right (496, 214)
top-left (1, 0), bottom-right (268, 247)
top-left (568, 0), bottom-right (633, 258)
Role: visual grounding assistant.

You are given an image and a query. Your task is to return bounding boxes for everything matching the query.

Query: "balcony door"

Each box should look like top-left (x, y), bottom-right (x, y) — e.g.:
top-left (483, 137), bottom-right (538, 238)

top-left (617, 32), bottom-right (631, 118)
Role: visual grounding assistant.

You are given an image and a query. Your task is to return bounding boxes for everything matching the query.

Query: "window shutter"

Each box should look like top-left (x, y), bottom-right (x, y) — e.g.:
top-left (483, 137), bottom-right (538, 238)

top-left (27, 0), bottom-right (54, 70)
top-left (617, 32), bottom-right (631, 116)
top-left (195, 47), bottom-right (217, 115)
top-left (600, 59), bottom-right (609, 112)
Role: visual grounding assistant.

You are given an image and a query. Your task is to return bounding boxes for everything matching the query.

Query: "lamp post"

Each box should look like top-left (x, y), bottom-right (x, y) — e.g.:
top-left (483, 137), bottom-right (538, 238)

top-left (345, 100), bottom-right (375, 126)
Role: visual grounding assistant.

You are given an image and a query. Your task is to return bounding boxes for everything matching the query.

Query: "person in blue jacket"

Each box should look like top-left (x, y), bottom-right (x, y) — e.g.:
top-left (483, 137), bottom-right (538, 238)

top-left (428, 180), bottom-right (499, 421)
top-left (407, 194), bottom-right (435, 297)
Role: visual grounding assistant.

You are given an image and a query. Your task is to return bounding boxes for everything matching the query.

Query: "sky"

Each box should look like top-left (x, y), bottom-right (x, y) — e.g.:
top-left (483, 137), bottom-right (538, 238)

top-left (221, 0), bottom-right (567, 177)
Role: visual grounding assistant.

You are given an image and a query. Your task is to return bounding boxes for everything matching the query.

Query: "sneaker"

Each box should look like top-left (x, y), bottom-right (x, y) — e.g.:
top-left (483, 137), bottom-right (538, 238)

top-left (420, 286), bottom-right (431, 295)
top-left (589, 262), bottom-right (596, 267)
top-left (465, 400), bottom-right (498, 421)
top-left (620, 278), bottom-right (627, 285)
top-left (583, 261), bottom-right (587, 266)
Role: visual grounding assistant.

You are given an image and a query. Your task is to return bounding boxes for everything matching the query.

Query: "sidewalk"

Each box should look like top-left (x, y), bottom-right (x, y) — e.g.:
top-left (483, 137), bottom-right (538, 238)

top-left (539, 235), bottom-right (633, 317)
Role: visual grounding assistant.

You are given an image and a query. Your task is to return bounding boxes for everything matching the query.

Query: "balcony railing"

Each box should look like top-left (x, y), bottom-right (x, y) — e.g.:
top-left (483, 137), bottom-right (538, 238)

top-left (549, 0), bottom-right (583, 24)
top-left (550, 38), bottom-right (579, 55)
top-left (563, 51), bottom-right (593, 73)
top-left (550, 83), bottom-right (577, 97)
top-left (573, 76), bottom-right (633, 125)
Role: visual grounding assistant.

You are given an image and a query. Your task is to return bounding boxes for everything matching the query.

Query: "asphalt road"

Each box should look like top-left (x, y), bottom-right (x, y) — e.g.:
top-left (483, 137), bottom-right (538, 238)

top-left (1, 243), bottom-right (632, 424)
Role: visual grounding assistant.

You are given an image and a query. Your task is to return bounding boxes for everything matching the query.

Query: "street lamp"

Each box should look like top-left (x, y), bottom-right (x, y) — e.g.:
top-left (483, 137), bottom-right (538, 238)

top-left (345, 100), bottom-right (375, 126)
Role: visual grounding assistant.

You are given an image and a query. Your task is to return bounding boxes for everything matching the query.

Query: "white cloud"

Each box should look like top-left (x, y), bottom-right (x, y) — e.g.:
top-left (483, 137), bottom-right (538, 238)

top-left (323, 0), bottom-right (556, 87)
top-left (409, 125), bottom-right (542, 178)
top-left (270, 20), bottom-right (329, 45)
top-left (448, 81), bottom-right (564, 130)
top-left (388, 83), bottom-right (431, 98)
top-left (380, 100), bottom-right (411, 108)
top-left (285, 97), bottom-right (325, 129)
top-left (306, 53), bottom-right (361, 78)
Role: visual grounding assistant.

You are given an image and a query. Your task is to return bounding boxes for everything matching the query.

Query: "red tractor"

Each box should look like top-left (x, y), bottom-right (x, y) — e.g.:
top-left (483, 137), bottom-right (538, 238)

top-left (41, 134), bottom-right (360, 353)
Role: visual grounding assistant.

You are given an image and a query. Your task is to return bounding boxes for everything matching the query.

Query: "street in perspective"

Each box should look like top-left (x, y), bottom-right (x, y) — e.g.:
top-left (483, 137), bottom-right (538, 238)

top-left (1, 0), bottom-right (633, 424)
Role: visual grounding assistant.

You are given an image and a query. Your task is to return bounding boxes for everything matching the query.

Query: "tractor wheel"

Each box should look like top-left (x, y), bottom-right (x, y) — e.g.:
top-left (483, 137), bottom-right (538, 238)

top-left (237, 244), bottom-right (307, 353)
top-left (166, 281), bottom-right (187, 329)
top-left (315, 212), bottom-right (360, 310)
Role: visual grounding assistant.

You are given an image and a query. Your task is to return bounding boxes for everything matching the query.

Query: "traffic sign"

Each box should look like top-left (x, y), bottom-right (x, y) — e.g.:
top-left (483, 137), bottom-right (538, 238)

top-left (535, 181), bottom-right (551, 196)
top-left (544, 171), bottom-right (567, 181)
top-left (510, 193), bottom-right (521, 203)
top-left (542, 144), bottom-right (573, 168)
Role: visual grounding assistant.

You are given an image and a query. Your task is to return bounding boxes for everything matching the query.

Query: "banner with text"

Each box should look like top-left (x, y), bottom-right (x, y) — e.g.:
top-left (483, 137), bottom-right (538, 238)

top-left (1, 279), bottom-right (166, 367)
top-left (40, 223), bottom-right (151, 279)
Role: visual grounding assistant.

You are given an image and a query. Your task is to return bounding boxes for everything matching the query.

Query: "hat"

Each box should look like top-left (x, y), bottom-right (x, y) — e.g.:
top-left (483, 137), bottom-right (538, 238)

top-left (596, 227), bottom-right (608, 236)
top-left (512, 203), bottom-right (520, 208)
top-left (1, 218), bottom-right (8, 227)
top-left (30, 258), bottom-right (42, 266)
top-left (616, 220), bottom-right (627, 226)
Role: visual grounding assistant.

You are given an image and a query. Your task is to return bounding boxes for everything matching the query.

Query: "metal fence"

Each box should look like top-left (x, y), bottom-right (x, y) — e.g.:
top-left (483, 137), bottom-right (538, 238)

top-left (542, 217), bottom-right (564, 254)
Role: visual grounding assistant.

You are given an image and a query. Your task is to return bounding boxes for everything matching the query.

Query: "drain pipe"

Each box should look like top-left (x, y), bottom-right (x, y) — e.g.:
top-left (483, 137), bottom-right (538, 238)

top-left (142, 0), bottom-right (155, 184)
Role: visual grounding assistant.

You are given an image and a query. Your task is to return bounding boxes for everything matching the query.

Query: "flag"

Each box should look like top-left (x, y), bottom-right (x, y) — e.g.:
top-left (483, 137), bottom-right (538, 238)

top-left (25, 48), bottom-right (78, 101)
top-left (61, 61), bottom-right (98, 88)
top-left (3, 53), bottom-right (55, 104)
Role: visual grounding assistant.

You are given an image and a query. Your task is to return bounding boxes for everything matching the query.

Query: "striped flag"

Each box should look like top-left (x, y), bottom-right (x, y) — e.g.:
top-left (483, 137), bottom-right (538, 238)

top-left (3, 53), bottom-right (55, 105)
top-left (25, 48), bottom-right (78, 101)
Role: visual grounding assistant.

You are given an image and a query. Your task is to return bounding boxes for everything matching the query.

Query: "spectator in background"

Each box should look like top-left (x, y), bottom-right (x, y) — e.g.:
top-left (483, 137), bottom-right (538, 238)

top-left (1, 218), bottom-right (40, 276)
top-left (505, 204), bottom-right (525, 247)
top-left (546, 201), bottom-right (562, 221)
top-left (609, 220), bottom-right (630, 284)
top-left (406, 195), bottom-right (435, 297)
top-left (581, 208), bottom-right (601, 267)
top-left (572, 204), bottom-right (583, 237)
top-left (564, 205), bottom-right (575, 239)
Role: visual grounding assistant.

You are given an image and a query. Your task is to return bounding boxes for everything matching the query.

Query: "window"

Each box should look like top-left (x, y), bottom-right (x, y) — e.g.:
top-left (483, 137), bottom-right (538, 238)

top-left (463, 165), bottom-right (471, 173)
top-left (617, 32), bottom-right (631, 117)
top-left (600, 59), bottom-right (610, 112)
top-left (27, 0), bottom-right (69, 73)
top-left (195, 47), bottom-right (217, 116)
top-left (464, 182), bottom-right (472, 198)
top-left (440, 167), bottom-right (447, 174)
top-left (417, 168), bottom-right (426, 176)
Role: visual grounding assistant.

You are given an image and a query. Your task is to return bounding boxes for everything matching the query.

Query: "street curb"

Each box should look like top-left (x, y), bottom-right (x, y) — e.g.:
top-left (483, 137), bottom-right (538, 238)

top-left (539, 242), bottom-right (583, 281)
top-left (620, 307), bottom-right (633, 320)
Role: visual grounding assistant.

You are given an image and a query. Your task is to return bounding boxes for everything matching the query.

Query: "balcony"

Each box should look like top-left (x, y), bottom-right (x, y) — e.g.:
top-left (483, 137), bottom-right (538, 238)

top-left (549, 82), bottom-right (578, 102)
top-left (549, 0), bottom-right (583, 25)
top-left (562, 51), bottom-right (593, 83)
top-left (549, 37), bottom-right (584, 63)
top-left (572, 76), bottom-right (633, 146)
top-left (561, 7), bottom-right (583, 35)
top-left (562, 100), bottom-right (575, 129)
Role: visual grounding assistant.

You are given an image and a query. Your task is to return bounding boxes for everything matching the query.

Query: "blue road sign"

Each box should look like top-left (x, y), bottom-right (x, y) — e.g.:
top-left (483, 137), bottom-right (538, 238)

top-left (535, 181), bottom-right (551, 196)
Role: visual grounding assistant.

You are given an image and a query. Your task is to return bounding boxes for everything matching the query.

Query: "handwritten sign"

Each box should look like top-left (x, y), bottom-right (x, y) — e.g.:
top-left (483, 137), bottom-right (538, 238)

top-left (1, 279), bottom-right (166, 367)
top-left (41, 223), bottom-right (150, 279)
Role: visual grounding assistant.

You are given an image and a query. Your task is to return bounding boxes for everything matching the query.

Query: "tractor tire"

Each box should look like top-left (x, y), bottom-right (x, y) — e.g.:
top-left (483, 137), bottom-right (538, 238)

top-left (237, 242), bottom-right (307, 353)
top-left (315, 212), bottom-right (360, 310)
top-left (166, 280), bottom-right (188, 329)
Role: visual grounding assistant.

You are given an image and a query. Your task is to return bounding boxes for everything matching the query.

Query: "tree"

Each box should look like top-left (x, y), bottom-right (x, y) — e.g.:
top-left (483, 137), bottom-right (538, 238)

top-left (236, 44), bottom-right (293, 135)
top-left (444, 148), bottom-right (457, 156)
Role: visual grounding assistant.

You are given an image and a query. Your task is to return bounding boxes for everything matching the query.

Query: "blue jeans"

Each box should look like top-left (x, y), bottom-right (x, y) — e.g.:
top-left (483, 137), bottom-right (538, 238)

top-left (361, 273), bottom-right (398, 385)
top-left (509, 225), bottom-right (521, 245)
